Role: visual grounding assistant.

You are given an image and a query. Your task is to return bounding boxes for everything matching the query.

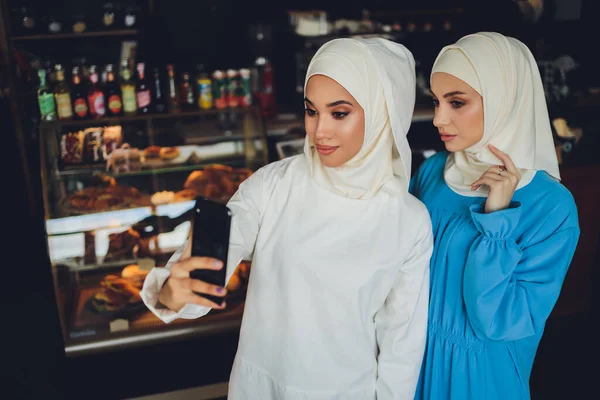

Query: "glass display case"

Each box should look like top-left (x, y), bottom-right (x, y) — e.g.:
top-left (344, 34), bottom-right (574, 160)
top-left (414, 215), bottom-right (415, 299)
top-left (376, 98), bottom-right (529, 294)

top-left (39, 105), bottom-right (268, 356)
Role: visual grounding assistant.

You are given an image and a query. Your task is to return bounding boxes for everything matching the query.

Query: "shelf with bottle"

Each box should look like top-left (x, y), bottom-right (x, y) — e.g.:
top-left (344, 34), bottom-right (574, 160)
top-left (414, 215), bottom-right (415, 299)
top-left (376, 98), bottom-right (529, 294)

top-left (43, 105), bottom-right (259, 128)
top-left (37, 59), bottom-right (258, 127)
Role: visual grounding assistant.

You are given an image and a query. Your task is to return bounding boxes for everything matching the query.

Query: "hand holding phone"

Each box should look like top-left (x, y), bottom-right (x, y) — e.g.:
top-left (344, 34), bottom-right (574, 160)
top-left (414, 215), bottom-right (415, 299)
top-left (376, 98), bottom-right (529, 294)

top-left (158, 197), bottom-right (232, 311)
top-left (188, 197), bottom-right (232, 306)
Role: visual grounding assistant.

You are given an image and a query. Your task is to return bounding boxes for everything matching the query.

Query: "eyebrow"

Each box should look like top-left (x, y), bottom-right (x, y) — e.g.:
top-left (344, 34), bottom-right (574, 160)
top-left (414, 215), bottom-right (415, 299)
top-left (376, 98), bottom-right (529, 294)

top-left (429, 90), bottom-right (467, 98)
top-left (304, 97), bottom-right (354, 107)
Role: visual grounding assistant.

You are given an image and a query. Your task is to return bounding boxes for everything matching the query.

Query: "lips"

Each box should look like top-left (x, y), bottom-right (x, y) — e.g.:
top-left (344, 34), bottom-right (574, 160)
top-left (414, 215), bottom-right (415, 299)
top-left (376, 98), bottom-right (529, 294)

top-left (439, 132), bottom-right (457, 142)
top-left (315, 145), bottom-right (339, 155)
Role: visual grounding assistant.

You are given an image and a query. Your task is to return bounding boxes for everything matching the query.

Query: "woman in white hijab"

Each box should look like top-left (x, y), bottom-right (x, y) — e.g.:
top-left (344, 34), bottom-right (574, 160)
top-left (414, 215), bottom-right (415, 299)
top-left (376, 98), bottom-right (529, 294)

top-left (141, 37), bottom-right (433, 399)
top-left (410, 32), bottom-right (580, 400)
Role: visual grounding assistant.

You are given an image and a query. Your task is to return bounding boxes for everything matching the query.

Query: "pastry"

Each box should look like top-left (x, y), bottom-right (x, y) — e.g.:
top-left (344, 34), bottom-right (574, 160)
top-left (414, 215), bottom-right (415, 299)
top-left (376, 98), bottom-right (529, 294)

top-left (174, 189), bottom-right (198, 202)
top-left (93, 193), bottom-right (121, 210)
top-left (121, 264), bottom-right (149, 289)
top-left (89, 174), bottom-right (116, 188)
top-left (104, 228), bottom-right (142, 262)
top-left (143, 145), bottom-right (161, 161)
top-left (184, 170), bottom-right (212, 189)
top-left (151, 190), bottom-right (175, 205)
top-left (91, 274), bottom-right (142, 312)
top-left (226, 272), bottom-right (242, 292)
top-left (202, 183), bottom-right (223, 199)
top-left (159, 146), bottom-right (180, 161)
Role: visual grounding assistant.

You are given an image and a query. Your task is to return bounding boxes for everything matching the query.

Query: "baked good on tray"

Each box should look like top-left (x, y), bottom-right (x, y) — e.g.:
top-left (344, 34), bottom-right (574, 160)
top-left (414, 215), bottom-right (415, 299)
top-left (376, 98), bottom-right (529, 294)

top-left (90, 274), bottom-right (142, 313)
top-left (183, 164), bottom-right (254, 201)
top-left (104, 228), bottom-right (153, 262)
top-left (143, 145), bottom-right (162, 161)
top-left (66, 184), bottom-right (151, 214)
top-left (159, 146), bottom-right (180, 161)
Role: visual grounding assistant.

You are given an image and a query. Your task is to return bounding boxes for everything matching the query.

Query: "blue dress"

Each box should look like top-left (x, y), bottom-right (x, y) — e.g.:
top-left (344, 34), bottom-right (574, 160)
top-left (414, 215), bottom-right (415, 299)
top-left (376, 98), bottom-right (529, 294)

top-left (410, 152), bottom-right (580, 400)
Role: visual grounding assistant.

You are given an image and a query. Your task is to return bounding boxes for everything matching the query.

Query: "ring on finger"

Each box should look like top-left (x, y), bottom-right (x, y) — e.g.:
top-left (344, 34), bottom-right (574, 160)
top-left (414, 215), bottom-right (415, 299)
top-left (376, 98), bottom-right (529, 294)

top-left (497, 166), bottom-right (506, 175)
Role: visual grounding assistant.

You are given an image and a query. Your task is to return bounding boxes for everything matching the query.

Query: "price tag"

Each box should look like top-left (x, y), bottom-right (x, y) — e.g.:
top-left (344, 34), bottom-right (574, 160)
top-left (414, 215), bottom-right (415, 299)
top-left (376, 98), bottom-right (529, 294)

top-left (109, 318), bottom-right (129, 333)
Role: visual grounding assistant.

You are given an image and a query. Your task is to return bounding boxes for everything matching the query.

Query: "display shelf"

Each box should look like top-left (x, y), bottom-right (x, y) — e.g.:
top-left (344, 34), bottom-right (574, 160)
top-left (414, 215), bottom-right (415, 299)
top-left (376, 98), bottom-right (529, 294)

top-left (10, 29), bottom-right (138, 41)
top-left (45, 106), bottom-right (255, 128)
top-left (57, 153), bottom-right (254, 178)
top-left (64, 294), bottom-right (245, 357)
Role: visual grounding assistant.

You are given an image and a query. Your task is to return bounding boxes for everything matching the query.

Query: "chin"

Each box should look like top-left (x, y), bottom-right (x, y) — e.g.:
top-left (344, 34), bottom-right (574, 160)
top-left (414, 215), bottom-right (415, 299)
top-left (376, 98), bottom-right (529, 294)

top-left (444, 141), bottom-right (469, 153)
top-left (318, 155), bottom-right (345, 168)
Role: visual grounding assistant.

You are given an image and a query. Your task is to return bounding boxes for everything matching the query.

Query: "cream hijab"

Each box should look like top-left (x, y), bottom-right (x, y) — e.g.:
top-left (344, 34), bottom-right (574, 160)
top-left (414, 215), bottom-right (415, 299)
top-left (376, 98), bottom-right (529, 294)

top-left (303, 38), bottom-right (416, 199)
top-left (431, 32), bottom-right (560, 197)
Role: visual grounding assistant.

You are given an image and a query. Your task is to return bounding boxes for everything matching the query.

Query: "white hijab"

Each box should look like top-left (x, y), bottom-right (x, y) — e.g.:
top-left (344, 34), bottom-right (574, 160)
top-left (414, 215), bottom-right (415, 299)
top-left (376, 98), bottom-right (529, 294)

top-left (431, 31), bottom-right (560, 197)
top-left (303, 38), bottom-right (416, 199)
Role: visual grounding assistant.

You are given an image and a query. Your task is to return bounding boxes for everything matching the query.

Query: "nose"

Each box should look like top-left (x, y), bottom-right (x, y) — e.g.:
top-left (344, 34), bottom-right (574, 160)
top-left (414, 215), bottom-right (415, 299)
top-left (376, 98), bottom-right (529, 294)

top-left (314, 117), bottom-right (332, 141)
top-left (433, 105), bottom-right (450, 129)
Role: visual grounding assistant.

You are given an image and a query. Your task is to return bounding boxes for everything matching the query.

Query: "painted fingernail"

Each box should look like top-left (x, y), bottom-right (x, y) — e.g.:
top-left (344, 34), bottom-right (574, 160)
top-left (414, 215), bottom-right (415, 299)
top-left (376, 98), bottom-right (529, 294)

top-left (212, 260), bottom-right (223, 267)
top-left (216, 287), bottom-right (224, 293)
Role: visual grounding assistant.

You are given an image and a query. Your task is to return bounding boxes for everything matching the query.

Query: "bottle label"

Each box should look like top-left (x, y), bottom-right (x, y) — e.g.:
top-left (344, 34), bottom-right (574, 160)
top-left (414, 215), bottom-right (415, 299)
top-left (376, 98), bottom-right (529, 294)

top-left (88, 92), bottom-right (106, 116)
top-left (38, 93), bottom-right (56, 117)
top-left (108, 94), bottom-right (122, 114)
top-left (74, 98), bottom-right (88, 118)
top-left (122, 87), bottom-right (137, 112)
top-left (55, 93), bottom-right (73, 119)
top-left (137, 90), bottom-right (151, 108)
top-left (198, 81), bottom-right (213, 109)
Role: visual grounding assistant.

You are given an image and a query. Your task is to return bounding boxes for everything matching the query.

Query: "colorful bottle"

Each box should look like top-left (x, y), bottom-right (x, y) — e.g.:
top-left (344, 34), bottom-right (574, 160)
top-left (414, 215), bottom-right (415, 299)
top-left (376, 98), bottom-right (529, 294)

top-left (37, 69), bottom-right (56, 121)
top-left (180, 71), bottom-right (195, 111)
top-left (87, 65), bottom-right (106, 118)
top-left (105, 64), bottom-right (123, 116)
top-left (71, 66), bottom-right (89, 120)
top-left (135, 62), bottom-right (151, 114)
top-left (196, 64), bottom-right (213, 110)
top-left (54, 64), bottom-right (73, 120)
top-left (167, 64), bottom-right (180, 113)
top-left (120, 60), bottom-right (137, 116)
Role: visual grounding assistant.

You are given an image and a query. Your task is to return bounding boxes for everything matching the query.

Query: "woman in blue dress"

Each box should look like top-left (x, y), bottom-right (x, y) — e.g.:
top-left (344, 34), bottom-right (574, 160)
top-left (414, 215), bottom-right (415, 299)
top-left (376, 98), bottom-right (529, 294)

top-left (411, 32), bottom-right (580, 400)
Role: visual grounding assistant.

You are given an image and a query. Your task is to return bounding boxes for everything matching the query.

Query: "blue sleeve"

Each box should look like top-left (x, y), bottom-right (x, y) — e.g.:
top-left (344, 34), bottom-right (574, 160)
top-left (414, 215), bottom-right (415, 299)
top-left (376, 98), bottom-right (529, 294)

top-left (462, 202), bottom-right (580, 341)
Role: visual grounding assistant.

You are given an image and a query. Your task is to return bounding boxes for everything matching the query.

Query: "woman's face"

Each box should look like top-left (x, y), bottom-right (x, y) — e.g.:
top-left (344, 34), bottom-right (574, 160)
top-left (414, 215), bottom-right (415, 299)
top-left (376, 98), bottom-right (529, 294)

top-left (304, 75), bottom-right (365, 168)
top-left (430, 72), bottom-right (484, 152)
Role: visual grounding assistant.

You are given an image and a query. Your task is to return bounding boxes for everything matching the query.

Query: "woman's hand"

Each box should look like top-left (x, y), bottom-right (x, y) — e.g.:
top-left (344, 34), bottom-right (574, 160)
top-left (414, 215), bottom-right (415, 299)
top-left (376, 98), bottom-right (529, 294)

top-left (158, 256), bottom-right (227, 312)
top-left (471, 144), bottom-right (521, 213)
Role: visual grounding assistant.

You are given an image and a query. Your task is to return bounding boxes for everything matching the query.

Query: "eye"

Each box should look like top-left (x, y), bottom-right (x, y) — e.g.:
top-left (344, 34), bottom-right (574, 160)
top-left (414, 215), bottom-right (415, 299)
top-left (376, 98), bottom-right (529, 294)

top-left (432, 98), bottom-right (439, 107)
top-left (304, 108), bottom-right (317, 117)
top-left (450, 100), bottom-right (465, 109)
top-left (332, 112), bottom-right (349, 119)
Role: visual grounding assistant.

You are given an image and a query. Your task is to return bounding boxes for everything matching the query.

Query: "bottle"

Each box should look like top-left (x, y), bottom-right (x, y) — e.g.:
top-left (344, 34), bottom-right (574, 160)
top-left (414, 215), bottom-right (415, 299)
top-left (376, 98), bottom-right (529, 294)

top-left (105, 64), bottom-right (123, 116)
top-left (37, 69), bottom-right (56, 121)
top-left (152, 67), bottom-right (167, 114)
top-left (195, 64), bottom-right (213, 110)
top-left (180, 71), bottom-right (195, 111)
top-left (167, 64), bottom-right (180, 113)
top-left (54, 64), bottom-right (73, 120)
top-left (135, 62), bottom-right (151, 114)
top-left (120, 60), bottom-right (137, 116)
top-left (71, 66), bottom-right (89, 119)
top-left (87, 65), bottom-right (106, 118)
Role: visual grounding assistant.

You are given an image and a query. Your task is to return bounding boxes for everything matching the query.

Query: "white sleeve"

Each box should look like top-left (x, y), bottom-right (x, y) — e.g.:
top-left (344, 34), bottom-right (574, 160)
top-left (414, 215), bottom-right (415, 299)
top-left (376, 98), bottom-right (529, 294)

top-left (140, 168), bottom-right (265, 323)
top-left (375, 217), bottom-right (432, 399)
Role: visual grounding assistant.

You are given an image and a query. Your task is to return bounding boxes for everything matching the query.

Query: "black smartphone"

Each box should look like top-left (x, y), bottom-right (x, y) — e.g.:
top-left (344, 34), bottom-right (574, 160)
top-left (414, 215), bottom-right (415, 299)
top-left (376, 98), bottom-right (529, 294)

top-left (188, 197), bottom-right (232, 306)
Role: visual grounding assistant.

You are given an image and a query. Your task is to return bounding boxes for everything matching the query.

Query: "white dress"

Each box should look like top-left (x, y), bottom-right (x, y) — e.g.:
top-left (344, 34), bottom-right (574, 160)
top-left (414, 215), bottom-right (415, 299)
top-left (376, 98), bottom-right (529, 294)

top-left (141, 155), bottom-right (432, 399)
